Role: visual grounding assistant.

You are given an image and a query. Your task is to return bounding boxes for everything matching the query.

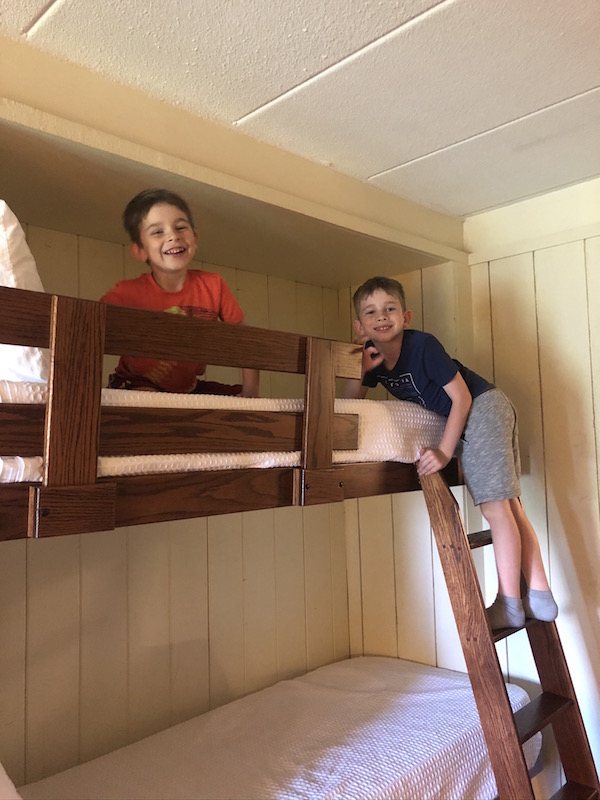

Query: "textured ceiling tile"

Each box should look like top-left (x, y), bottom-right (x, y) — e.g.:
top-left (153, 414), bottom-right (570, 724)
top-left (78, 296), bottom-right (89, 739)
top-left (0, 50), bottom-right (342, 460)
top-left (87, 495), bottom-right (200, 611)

top-left (19, 0), bottom-right (442, 121)
top-left (0, 0), bottom-right (53, 35)
top-left (238, 0), bottom-right (600, 177)
top-left (369, 89), bottom-right (600, 216)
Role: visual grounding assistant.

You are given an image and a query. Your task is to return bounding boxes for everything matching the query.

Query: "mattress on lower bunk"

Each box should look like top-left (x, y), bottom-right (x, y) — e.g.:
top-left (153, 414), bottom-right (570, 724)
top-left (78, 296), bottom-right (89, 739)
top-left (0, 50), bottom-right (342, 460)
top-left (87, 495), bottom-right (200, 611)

top-left (16, 656), bottom-right (541, 800)
top-left (0, 382), bottom-right (447, 483)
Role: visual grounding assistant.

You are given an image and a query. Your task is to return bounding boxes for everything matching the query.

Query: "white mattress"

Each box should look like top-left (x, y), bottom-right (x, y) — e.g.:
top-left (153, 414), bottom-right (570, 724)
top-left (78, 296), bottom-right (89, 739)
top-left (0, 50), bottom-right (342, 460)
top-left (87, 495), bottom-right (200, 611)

top-left (17, 656), bottom-right (541, 800)
top-left (0, 382), bottom-right (447, 483)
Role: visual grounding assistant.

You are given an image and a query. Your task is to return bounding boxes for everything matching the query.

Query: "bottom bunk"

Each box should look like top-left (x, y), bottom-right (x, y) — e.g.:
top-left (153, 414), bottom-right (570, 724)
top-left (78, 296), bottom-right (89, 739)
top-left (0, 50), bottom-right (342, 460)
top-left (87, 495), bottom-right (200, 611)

top-left (9, 656), bottom-right (541, 800)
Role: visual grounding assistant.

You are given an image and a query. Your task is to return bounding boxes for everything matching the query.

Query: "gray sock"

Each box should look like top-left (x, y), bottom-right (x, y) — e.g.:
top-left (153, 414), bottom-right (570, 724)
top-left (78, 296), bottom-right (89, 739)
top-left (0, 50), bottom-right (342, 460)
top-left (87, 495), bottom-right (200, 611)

top-left (523, 589), bottom-right (558, 622)
top-left (486, 595), bottom-right (525, 630)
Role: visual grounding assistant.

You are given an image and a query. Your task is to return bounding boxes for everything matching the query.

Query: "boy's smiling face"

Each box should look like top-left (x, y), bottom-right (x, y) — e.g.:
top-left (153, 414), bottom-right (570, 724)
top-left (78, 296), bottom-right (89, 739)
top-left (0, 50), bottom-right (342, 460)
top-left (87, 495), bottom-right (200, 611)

top-left (131, 202), bottom-right (198, 288)
top-left (354, 289), bottom-right (412, 346)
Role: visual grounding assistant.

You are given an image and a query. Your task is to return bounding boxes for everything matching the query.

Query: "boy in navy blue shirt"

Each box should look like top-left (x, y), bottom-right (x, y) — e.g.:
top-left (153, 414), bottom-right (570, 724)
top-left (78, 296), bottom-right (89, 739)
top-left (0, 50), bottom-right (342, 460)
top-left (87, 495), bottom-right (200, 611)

top-left (345, 276), bottom-right (557, 631)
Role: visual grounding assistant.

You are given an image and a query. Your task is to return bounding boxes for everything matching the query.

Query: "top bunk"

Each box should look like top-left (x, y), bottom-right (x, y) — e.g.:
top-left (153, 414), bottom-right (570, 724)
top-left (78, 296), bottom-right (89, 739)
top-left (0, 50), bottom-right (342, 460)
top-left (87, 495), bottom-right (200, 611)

top-left (0, 285), bottom-right (459, 541)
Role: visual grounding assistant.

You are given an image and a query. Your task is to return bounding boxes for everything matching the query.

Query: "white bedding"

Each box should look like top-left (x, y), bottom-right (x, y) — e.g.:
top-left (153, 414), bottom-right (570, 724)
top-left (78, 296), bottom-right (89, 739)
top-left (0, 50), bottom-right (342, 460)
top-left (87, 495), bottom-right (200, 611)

top-left (0, 382), bottom-right (447, 483)
top-left (16, 656), bottom-right (541, 800)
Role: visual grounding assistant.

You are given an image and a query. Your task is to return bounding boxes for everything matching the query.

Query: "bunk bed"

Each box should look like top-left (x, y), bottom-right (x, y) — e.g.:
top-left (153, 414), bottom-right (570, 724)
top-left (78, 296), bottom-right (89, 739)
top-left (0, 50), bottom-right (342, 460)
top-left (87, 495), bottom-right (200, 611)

top-left (2, 283), bottom-right (598, 800)
top-left (0, 284), bottom-right (458, 540)
top-left (0, 283), bottom-right (538, 797)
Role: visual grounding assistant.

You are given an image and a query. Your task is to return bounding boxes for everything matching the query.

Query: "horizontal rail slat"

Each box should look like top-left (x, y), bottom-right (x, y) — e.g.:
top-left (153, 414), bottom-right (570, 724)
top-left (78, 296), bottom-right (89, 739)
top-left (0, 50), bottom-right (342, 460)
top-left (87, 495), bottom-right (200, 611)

top-left (0, 406), bottom-right (358, 456)
top-left (103, 305), bottom-right (307, 373)
top-left (0, 286), bottom-right (52, 347)
top-left (110, 468), bottom-right (295, 526)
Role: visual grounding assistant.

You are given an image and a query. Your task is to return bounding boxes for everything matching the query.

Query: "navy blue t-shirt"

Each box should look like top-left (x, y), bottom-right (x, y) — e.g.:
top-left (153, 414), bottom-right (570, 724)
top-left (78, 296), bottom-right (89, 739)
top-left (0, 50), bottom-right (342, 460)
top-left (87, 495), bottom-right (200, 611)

top-left (362, 329), bottom-right (494, 417)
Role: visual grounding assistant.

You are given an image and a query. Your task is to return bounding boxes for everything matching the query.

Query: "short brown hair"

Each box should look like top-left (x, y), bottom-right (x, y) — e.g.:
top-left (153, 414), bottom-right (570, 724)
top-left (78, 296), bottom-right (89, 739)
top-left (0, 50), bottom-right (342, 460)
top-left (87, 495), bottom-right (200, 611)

top-left (353, 276), bottom-right (407, 317)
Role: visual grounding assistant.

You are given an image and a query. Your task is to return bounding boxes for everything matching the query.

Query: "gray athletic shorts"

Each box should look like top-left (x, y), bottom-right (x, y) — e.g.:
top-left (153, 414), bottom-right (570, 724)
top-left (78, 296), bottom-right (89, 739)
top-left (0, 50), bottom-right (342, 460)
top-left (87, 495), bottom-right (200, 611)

top-left (458, 388), bottom-right (521, 506)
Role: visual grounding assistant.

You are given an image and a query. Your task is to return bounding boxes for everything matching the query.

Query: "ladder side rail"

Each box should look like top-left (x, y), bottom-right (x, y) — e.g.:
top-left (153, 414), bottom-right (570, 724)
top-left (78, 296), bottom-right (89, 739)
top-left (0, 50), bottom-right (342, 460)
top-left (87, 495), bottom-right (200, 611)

top-left (527, 622), bottom-right (600, 790)
top-left (420, 472), bottom-right (534, 800)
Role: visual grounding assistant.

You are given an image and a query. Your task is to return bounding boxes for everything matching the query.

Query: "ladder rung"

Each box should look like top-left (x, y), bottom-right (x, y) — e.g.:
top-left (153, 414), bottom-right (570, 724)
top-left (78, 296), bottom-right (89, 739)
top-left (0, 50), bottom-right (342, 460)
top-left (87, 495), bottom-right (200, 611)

top-left (468, 529), bottom-right (492, 548)
top-left (513, 691), bottom-right (573, 743)
top-left (492, 617), bottom-right (539, 642)
top-left (549, 781), bottom-right (599, 800)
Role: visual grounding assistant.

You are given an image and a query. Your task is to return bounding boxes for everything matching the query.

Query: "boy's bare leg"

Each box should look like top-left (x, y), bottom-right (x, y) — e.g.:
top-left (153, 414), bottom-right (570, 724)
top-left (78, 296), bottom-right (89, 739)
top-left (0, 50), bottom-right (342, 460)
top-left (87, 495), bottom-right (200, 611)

top-left (509, 498), bottom-right (557, 621)
top-left (480, 499), bottom-right (522, 598)
top-left (480, 499), bottom-right (525, 628)
top-left (508, 498), bottom-right (550, 591)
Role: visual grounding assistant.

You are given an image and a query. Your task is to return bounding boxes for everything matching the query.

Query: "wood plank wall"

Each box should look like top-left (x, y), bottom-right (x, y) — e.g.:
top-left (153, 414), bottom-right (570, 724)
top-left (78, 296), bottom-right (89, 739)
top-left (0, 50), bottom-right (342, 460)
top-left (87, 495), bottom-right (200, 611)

top-left (468, 232), bottom-right (600, 795)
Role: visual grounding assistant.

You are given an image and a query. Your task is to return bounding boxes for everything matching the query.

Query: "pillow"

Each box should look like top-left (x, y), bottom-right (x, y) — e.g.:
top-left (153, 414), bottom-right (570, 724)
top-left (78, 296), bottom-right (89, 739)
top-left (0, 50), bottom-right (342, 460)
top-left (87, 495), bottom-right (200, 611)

top-left (0, 760), bottom-right (22, 800)
top-left (0, 200), bottom-right (48, 383)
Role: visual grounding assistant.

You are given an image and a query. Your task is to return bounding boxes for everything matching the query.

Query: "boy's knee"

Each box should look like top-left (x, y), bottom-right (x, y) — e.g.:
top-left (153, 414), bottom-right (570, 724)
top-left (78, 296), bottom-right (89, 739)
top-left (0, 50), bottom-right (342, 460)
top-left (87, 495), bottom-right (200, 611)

top-left (480, 498), bottom-right (513, 524)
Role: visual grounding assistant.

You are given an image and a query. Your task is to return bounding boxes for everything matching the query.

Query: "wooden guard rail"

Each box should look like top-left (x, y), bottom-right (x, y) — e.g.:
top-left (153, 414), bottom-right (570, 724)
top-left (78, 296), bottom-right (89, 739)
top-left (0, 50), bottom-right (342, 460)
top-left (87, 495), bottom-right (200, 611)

top-left (0, 286), bottom-right (459, 540)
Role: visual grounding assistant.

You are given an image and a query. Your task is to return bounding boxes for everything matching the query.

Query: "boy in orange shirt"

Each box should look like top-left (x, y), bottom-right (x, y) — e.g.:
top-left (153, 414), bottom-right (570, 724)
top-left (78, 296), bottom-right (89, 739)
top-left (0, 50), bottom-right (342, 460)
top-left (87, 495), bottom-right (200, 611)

top-left (102, 188), bottom-right (259, 396)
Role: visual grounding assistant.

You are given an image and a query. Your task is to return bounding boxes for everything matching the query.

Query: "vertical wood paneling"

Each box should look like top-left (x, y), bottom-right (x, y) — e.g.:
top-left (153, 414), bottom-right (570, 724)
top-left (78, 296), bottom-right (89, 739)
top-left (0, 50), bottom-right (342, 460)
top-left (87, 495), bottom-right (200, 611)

top-left (454, 261), bottom-right (474, 367)
top-left (397, 270), bottom-right (423, 330)
top-left (422, 262), bottom-right (457, 354)
top-left (273, 506), bottom-right (307, 679)
top-left (392, 491), bottom-right (436, 665)
top-left (297, 283), bottom-right (324, 337)
top-left (535, 242), bottom-right (600, 763)
top-left (207, 513), bottom-right (245, 708)
top-left (0, 541), bottom-right (26, 785)
top-left (235, 270), bottom-right (269, 328)
top-left (322, 287), bottom-right (346, 342)
top-left (25, 537), bottom-right (80, 782)
top-left (470, 262), bottom-right (494, 381)
top-left (268, 275), bottom-right (298, 333)
top-left (329, 502), bottom-right (350, 662)
top-left (126, 525), bottom-right (171, 743)
top-left (585, 236), bottom-right (600, 502)
top-left (242, 509), bottom-right (278, 694)
top-left (168, 518), bottom-right (209, 725)
top-left (26, 228), bottom-right (78, 297)
top-left (303, 505), bottom-right (334, 671)
top-left (357, 495), bottom-right (397, 657)
top-left (78, 237), bottom-right (124, 301)
top-left (123, 246), bottom-right (143, 280)
top-left (80, 530), bottom-right (128, 762)
top-left (343, 499), bottom-right (364, 657)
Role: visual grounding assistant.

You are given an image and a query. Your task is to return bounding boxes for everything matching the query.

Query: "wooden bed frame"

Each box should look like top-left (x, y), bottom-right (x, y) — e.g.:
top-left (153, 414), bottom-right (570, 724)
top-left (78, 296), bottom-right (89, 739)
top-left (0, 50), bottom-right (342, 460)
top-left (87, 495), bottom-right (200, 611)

top-left (0, 285), bottom-right (458, 541)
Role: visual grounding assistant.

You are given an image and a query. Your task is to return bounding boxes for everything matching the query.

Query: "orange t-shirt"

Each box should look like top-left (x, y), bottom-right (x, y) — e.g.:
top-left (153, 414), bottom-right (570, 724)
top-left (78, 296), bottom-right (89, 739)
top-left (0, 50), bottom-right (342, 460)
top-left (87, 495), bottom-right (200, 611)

top-left (101, 270), bottom-right (244, 392)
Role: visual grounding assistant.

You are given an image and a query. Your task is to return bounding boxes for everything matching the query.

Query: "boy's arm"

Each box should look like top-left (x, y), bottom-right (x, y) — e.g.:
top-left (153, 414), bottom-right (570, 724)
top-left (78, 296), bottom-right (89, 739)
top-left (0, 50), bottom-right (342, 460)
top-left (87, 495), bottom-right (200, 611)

top-left (417, 372), bottom-right (472, 476)
top-left (344, 378), bottom-right (368, 399)
top-left (343, 340), bottom-right (382, 398)
top-left (241, 368), bottom-right (260, 397)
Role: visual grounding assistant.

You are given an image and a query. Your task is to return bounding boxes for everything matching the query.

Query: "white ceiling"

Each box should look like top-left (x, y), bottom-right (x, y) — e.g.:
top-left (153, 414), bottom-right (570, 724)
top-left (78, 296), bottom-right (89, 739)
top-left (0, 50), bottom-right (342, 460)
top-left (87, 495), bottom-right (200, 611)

top-left (1, 0), bottom-right (598, 220)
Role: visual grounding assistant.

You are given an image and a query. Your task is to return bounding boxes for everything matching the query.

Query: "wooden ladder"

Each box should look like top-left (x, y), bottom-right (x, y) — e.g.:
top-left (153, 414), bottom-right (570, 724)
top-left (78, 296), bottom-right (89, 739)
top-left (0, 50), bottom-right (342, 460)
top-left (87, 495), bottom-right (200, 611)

top-left (420, 471), bottom-right (599, 800)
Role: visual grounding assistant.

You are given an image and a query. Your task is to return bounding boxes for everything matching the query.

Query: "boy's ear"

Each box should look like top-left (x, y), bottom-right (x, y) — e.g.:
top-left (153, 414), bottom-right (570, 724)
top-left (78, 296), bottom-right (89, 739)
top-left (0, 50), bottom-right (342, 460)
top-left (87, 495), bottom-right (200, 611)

top-left (129, 242), bottom-right (148, 263)
top-left (352, 318), bottom-right (364, 336)
top-left (403, 309), bottom-right (413, 326)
